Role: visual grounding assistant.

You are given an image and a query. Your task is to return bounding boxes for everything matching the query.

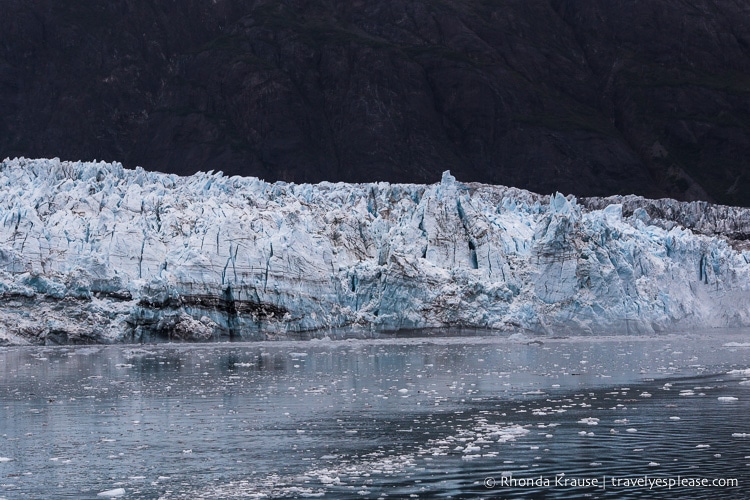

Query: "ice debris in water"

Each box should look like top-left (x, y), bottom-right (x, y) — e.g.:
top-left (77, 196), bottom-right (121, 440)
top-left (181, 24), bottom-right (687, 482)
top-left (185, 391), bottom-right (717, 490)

top-left (2, 158), bottom-right (750, 343)
top-left (578, 417), bottom-right (599, 425)
top-left (168, 413), bottom-right (529, 498)
top-left (97, 488), bottom-right (126, 498)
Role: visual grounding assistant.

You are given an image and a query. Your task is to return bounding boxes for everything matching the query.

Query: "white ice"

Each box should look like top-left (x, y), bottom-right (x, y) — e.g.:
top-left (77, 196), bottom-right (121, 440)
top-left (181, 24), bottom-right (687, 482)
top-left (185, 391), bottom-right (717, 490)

top-left (2, 158), bottom-right (750, 343)
top-left (97, 488), bottom-right (126, 498)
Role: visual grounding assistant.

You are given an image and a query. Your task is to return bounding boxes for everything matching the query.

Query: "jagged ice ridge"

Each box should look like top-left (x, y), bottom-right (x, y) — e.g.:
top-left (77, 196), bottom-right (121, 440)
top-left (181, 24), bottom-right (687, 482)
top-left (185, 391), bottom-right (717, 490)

top-left (1, 157), bottom-right (749, 345)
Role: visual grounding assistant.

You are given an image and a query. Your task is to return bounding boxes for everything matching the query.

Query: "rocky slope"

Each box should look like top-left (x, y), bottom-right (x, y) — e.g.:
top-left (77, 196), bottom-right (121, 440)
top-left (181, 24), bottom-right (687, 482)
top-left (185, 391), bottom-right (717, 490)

top-left (2, 158), bottom-right (750, 345)
top-left (3, 1), bottom-right (750, 205)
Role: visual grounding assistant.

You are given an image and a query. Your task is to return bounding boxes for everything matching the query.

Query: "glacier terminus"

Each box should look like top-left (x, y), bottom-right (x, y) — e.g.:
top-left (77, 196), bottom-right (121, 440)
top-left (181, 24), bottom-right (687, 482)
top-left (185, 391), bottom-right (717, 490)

top-left (1, 158), bottom-right (749, 345)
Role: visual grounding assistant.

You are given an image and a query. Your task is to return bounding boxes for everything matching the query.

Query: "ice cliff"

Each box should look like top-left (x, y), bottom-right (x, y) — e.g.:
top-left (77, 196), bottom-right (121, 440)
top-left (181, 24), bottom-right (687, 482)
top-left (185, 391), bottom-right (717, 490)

top-left (1, 158), bottom-right (750, 345)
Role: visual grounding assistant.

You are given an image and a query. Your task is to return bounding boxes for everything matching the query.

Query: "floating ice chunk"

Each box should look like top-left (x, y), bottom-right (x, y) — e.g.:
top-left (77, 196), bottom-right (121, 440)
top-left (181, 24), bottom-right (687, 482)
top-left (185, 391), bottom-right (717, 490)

top-left (732, 433), bottom-right (750, 438)
top-left (97, 489), bottom-right (126, 498)
top-left (626, 428), bottom-right (638, 433)
top-left (318, 475), bottom-right (340, 485)
top-left (578, 417), bottom-right (599, 425)
top-left (718, 396), bottom-right (739, 402)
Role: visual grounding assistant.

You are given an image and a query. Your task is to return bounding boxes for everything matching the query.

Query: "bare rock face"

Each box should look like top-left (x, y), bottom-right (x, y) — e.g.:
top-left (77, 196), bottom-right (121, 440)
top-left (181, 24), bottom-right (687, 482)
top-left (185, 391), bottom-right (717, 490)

top-left (2, 1), bottom-right (750, 205)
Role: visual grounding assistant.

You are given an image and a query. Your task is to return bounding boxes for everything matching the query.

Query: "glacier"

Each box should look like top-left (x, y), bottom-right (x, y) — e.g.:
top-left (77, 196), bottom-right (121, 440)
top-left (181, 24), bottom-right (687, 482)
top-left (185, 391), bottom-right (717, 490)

top-left (1, 157), bottom-right (750, 345)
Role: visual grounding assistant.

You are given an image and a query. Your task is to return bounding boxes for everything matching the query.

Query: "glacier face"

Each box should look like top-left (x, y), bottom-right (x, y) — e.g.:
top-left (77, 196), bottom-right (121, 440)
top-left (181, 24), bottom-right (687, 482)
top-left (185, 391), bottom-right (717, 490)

top-left (1, 157), bottom-right (750, 345)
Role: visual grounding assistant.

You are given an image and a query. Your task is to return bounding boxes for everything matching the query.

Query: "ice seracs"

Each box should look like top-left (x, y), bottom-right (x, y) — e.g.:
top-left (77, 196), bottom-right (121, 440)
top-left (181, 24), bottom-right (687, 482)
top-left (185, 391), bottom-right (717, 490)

top-left (1, 157), bottom-right (750, 344)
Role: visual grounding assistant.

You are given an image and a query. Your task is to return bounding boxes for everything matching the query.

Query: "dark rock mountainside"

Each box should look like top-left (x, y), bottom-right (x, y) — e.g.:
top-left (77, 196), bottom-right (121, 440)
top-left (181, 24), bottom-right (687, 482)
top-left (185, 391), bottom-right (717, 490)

top-left (3, 0), bottom-right (750, 205)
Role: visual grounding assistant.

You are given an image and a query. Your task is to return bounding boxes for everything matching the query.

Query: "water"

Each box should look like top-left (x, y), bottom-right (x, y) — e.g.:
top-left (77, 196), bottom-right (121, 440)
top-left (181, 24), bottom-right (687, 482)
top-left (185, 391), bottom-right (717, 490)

top-left (1, 331), bottom-right (750, 498)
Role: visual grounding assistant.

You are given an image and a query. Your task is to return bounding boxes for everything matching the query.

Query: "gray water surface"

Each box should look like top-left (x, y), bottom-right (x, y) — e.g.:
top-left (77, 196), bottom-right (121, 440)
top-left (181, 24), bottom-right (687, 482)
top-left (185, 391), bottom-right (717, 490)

top-left (1, 331), bottom-right (750, 498)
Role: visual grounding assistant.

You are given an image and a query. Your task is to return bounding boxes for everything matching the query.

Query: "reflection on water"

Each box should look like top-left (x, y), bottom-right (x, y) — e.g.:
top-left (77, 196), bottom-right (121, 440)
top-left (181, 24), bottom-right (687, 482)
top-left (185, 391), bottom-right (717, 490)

top-left (0, 331), bottom-right (749, 498)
